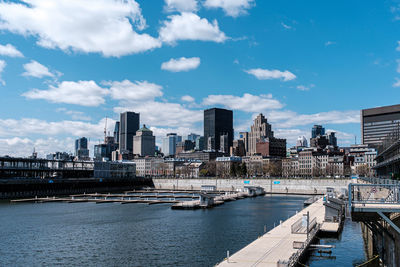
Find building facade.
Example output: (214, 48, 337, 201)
(119, 111, 140, 153)
(361, 104, 400, 151)
(75, 137, 89, 160)
(162, 133, 182, 156)
(204, 108, 233, 152)
(133, 125, 155, 157)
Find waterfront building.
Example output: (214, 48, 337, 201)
(204, 108, 233, 152)
(94, 161, 136, 179)
(374, 139, 400, 178)
(176, 151, 224, 162)
(133, 125, 155, 157)
(215, 156, 242, 177)
(133, 157, 163, 177)
(311, 125, 325, 138)
(119, 111, 140, 153)
(75, 137, 89, 160)
(349, 144, 377, 176)
(162, 133, 182, 156)
(361, 104, 400, 151)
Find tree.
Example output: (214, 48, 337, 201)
(356, 164, 370, 177)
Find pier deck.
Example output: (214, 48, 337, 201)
(217, 198, 325, 267)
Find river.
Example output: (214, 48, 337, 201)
(0, 195, 366, 266)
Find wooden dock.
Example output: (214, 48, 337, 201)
(217, 198, 327, 267)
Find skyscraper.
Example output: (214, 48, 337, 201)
(133, 125, 155, 156)
(311, 125, 325, 138)
(204, 108, 233, 152)
(248, 113, 274, 155)
(114, 121, 120, 145)
(119, 111, 140, 152)
(75, 137, 89, 159)
(162, 133, 182, 156)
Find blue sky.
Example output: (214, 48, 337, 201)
(0, 0, 399, 156)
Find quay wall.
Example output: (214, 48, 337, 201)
(152, 178, 351, 194)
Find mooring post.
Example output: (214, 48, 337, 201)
(264, 225, 266, 233)
(227, 250, 229, 263)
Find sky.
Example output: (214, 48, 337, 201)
(0, 0, 399, 157)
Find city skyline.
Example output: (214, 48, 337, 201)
(0, 0, 399, 157)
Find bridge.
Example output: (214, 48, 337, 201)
(348, 178, 400, 266)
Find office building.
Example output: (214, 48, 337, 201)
(361, 104, 400, 151)
(75, 137, 89, 160)
(114, 121, 120, 145)
(327, 132, 338, 148)
(133, 125, 156, 157)
(296, 136, 308, 148)
(248, 114, 274, 155)
(162, 133, 182, 156)
(187, 133, 200, 142)
(119, 111, 140, 153)
(204, 108, 233, 152)
(195, 136, 204, 151)
(94, 137, 118, 161)
(239, 132, 249, 154)
(311, 125, 325, 138)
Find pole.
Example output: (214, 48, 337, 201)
(307, 211, 310, 240)
(227, 250, 230, 263)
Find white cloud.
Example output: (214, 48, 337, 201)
(0, 117, 111, 138)
(181, 95, 195, 102)
(266, 110, 360, 128)
(115, 101, 202, 128)
(159, 12, 227, 44)
(108, 80, 163, 102)
(164, 0, 198, 12)
(0, 0, 161, 57)
(245, 68, 296, 81)
(0, 60, 5, 85)
(202, 93, 284, 112)
(56, 108, 91, 121)
(22, 60, 54, 78)
(296, 84, 314, 91)
(325, 41, 336, 46)
(281, 22, 292, 30)
(0, 43, 23, 57)
(393, 78, 400, 87)
(22, 80, 108, 106)
(203, 0, 255, 17)
(161, 57, 200, 72)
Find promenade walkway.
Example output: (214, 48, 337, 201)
(217, 198, 325, 267)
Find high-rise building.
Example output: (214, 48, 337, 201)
(361, 104, 400, 151)
(296, 136, 308, 148)
(119, 111, 140, 152)
(327, 132, 338, 147)
(187, 133, 200, 142)
(133, 125, 155, 156)
(114, 121, 120, 145)
(162, 133, 182, 156)
(75, 137, 89, 159)
(204, 108, 233, 152)
(195, 136, 204, 151)
(311, 125, 325, 138)
(248, 114, 273, 155)
(239, 132, 249, 154)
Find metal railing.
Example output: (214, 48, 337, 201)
(348, 183, 400, 209)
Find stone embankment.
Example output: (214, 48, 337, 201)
(153, 178, 351, 195)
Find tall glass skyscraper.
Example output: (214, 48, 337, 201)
(119, 111, 140, 152)
(204, 108, 233, 152)
(311, 125, 325, 138)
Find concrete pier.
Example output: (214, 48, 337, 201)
(217, 198, 329, 267)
